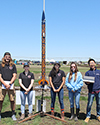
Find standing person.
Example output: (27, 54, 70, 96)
(19, 63, 34, 120)
(49, 61, 66, 120)
(66, 62, 83, 121)
(84, 59, 100, 123)
(0, 52, 17, 121)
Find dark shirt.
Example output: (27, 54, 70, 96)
(49, 69, 66, 88)
(0, 64, 17, 81)
(85, 68, 100, 93)
(19, 71, 35, 91)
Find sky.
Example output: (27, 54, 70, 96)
(0, 0, 100, 61)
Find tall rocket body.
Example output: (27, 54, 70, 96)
(38, 0, 49, 85)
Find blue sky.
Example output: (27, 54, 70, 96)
(0, 0, 100, 61)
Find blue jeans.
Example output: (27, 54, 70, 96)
(86, 92, 100, 118)
(20, 91, 33, 114)
(51, 87, 64, 111)
(68, 91, 80, 109)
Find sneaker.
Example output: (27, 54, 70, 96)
(20, 114, 25, 120)
(12, 114, 17, 121)
(97, 116, 100, 122)
(84, 117, 90, 123)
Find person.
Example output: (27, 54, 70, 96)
(0, 52, 17, 121)
(19, 63, 35, 120)
(84, 59, 100, 123)
(49, 61, 66, 120)
(66, 62, 83, 121)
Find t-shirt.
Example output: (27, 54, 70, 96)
(0, 64, 17, 81)
(19, 71, 35, 91)
(49, 69, 66, 88)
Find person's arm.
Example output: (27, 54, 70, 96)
(0, 74, 10, 89)
(19, 79, 27, 91)
(49, 77, 56, 92)
(56, 77, 65, 92)
(10, 73, 17, 84)
(26, 79, 34, 92)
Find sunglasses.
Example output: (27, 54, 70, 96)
(71, 66, 76, 68)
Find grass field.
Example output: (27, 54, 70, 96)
(0, 65, 100, 125)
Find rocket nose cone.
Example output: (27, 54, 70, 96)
(42, 11, 45, 21)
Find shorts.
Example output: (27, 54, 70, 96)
(0, 85, 15, 101)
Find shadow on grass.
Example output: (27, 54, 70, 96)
(65, 112, 96, 120)
(16, 108, 34, 118)
(79, 112, 96, 120)
(1, 111, 15, 118)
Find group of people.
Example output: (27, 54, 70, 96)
(49, 59, 100, 123)
(0, 52, 100, 123)
(0, 52, 35, 121)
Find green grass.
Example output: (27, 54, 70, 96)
(32, 71, 41, 74)
(14, 79, 19, 86)
(0, 65, 99, 125)
(0, 95, 98, 125)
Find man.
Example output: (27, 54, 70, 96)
(0, 52, 17, 121)
(84, 59, 100, 123)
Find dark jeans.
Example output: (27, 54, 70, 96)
(86, 92, 100, 118)
(51, 87, 64, 111)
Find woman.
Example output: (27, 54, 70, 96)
(49, 61, 66, 120)
(66, 62, 83, 121)
(19, 63, 35, 120)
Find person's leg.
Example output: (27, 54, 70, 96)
(75, 91, 80, 109)
(0, 101, 3, 112)
(20, 91, 26, 119)
(68, 91, 74, 120)
(74, 91, 80, 121)
(8, 89, 17, 120)
(58, 88, 64, 120)
(10, 101, 15, 113)
(85, 93, 94, 123)
(58, 88, 64, 111)
(8, 89, 15, 111)
(0, 88, 6, 121)
(51, 87, 56, 115)
(96, 92, 100, 121)
(27, 91, 33, 116)
(0, 88, 6, 110)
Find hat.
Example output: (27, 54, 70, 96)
(23, 63, 29, 67)
(4, 52, 11, 57)
(54, 61, 61, 67)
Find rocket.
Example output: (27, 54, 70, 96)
(38, 0, 49, 86)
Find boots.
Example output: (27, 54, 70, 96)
(69, 108, 74, 120)
(51, 110, 54, 116)
(51, 107, 54, 116)
(74, 108, 80, 121)
(61, 112, 64, 120)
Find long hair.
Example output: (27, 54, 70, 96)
(50, 66, 57, 77)
(68, 62, 78, 82)
(1, 57, 15, 67)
